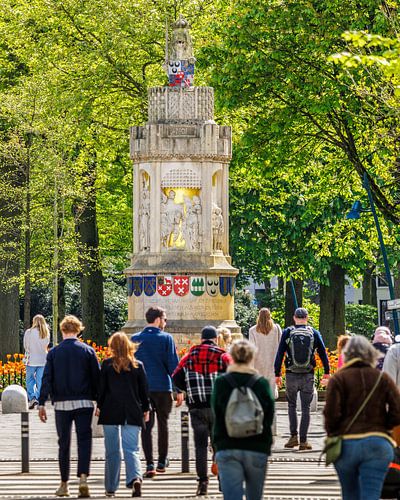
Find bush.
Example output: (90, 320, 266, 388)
(234, 290, 259, 337)
(345, 304, 378, 338)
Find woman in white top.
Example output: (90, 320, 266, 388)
(249, 308, 282, 399)
(23, 315, 50, 408)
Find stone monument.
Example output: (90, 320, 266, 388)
(124, 16, 240, 341)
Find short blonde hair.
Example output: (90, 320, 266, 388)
(60, 315, 84, 335)
(230, 339, 256, 365)
(343, 335, 378, 367)
(217, 327, 232, 349)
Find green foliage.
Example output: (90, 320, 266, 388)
(234, 290, 259, 336)
(345, 304, 378, 338)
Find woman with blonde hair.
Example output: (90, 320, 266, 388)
(217, 327, 232, 351)
(249, 308, 282, 398)
(23, 314, 50, 409)
(97, 332, 150, 498)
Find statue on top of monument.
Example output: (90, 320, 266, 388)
(165, 15, 196, 88)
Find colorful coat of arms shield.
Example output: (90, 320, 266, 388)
(143, 275, 157, 296)
(173, 276, 190, 297)
(219, 277, 234, 297)
(132, 276, 143, 297)
(157, 276, 172, 297)
(206, 276, 219, 297)
(190, 276, 205, 296)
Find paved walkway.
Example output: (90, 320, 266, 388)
(0, 402, 341, 499)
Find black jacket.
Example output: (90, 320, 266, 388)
(39, 338, 100, 405)
(97, 358, 150, 426)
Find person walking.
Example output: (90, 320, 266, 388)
(324, 335, 400, 500)
(211, 340, 274, 500)
(38, 315, 100, 498)
(97, 332, 150, 498)
(172, 325, 231, 496)
(249, 308, 282, 399)
(217, 327, 232, 351)
(274, 307, 330, 450)
(131, 306, 183, 478)
(372, 326, 392, 370)
(23, 314, 50, 409)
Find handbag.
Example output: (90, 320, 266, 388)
(322, 371, 383, 466)
(381, 446, 400, 498)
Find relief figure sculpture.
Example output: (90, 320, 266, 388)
(183, 195, 202, 251)
(161, 189, 184, 248)
(139, 179, 150, 251)
(212, 204, 224, 252)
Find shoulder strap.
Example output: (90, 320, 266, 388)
(224, 373, 261, 389)
(344, 371, 383, 434)
(224, 372, 238, 389)
(245, 374, 262, 389)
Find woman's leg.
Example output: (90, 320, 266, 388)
(25, 366, 35, 401)
(216, 449, 245, 500)
(358, 437, 394, 500)
(121, 425, 142, 487)
(103, 425, 121, 494)
(34, 366, 45, 400)
(334, 440, 361, 500)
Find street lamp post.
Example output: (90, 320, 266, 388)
(346, 172, 400, 338)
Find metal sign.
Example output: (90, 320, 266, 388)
(387, 299, 400, 310)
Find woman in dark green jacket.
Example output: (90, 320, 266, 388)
(211, 339, 274, 500)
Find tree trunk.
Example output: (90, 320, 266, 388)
(319, 265, 346, 349)
(278, 277, 284, 295)
(75, 177, 105, 345)
(0, 284, 20, 359)
(285, 278, 303, 328)
(57, 276, 66, 343)
(263, 278, 272, 303)
(362, 266, 376, 306)
(395, 262, 400, 299)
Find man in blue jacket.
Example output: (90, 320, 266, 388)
(38, 315, 100, 498)
(132, 306, 183, 478)
(274, 308, 330, 451)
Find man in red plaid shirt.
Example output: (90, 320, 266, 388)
(172, 326, 231, 496)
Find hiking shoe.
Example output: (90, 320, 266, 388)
(105, 493, 115, 498)
(55, 482, 69, 497)
(132, 479, 142, 497)
(196, 481, 208, 496)
(156, 458, 169, 473)
(299, 441, 312, 451)
(78, 474, 90, 498)
(284, 435, 299, 448)
(144, 465, 156, 478)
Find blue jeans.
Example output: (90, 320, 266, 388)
(334, 437, 394, 500)
(216, 449, 268, 500)
(103, 424, 142, 493)
(26, 365, 45, 401)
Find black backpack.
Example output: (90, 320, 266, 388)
(286, 326, 315, 373)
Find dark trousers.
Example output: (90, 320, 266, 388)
(55, 408, 93, 482)
(190, 407, 213, 482)
(285, 372, 314, 443)
(141, 392, 173, 466)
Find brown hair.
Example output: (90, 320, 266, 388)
(109, 332, 138, 373)
(230, 339, 256, 365)
(60, 315, 84, 335)
(32, 314, 50, 339)
(337, 334, 351, 355)
(145, 306, 166, 324)
(256, 308, 274, 335)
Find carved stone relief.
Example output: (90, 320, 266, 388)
(139, 175, 150, 251)
(212, 203, 224, 252)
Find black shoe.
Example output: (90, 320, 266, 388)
(196, 481, 208, 496)
(29, 399, 38, 410)
(132, 479, 141, 497)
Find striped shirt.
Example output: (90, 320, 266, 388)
(54, 400, 94, 411)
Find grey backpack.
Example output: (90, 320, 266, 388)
(224, 373, 264, 438)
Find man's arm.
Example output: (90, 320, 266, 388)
(314, 330, 330, 375)
(166, 336, 179, 375)
(274, 330, 289, 377)
(89, 349, 101, 401)
(38, 351, 52, 406)
(171, 354, 189, 392)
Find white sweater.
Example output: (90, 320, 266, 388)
(248, 323, 282, 395)
(23, 327, 49, 366)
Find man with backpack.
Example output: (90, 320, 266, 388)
(172, 326, 231, 496)
(274, 307, 330, 451)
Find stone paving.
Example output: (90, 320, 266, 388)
(0, 402, 326, 461)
